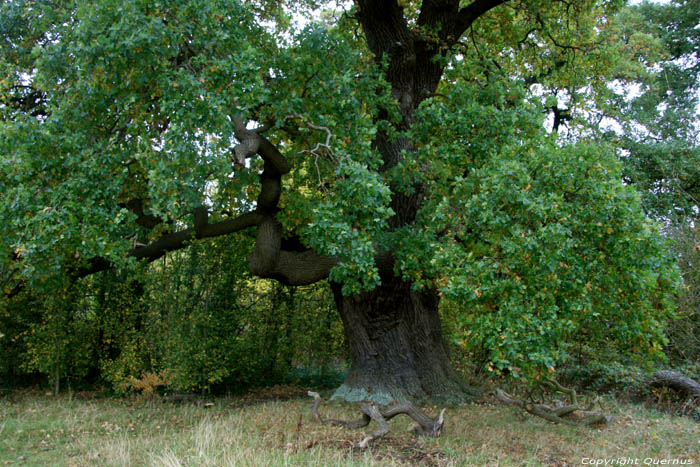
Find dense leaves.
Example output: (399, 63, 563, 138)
(608, 0, 699, 222)
(0, 0, 687, 392)
(399, 72, 677, 378)
(1, 235, 344, 394)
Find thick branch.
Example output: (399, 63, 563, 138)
(248, 218, 282, 275)
(249, 246, 338, 286)
(357, 405, 391, 449)
(257, 161, 283, 214)
(274, 250, 338, 285)
(45, 118, 322, 289)
(232, 117, 260, 164)
(258, 136, 291, 175)
(355, 0, 412, 59)
(308, 391, 372, 429)
(381, 403, 446, 437)
(417, 0, 508, 47)
(132, 211, 263, 261)
(651, 371, 700, 397)
(76, 211, 263, 277)
(551, 106, 572, 134)
(455, 0, 509, 35)
(232, 117, 290, 175)
(89, 119, 295, 280)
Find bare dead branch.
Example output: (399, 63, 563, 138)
(357, 405, 391, 449)
(307, 391, 445, 448)
(281, 114, 340, 189)
(493, 383, 611, 427)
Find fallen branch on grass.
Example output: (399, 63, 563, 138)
(307, 391, 445, 448)
(651, 371, 700, 397)
(492, 380, 612, 427)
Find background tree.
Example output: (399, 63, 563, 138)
(608, 0, 700, 369)
(1, 232, 344, 395)
(604, 0, 699, 223)
(1, 0, 678, 402)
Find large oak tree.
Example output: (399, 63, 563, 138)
(1, 0, 677, 402)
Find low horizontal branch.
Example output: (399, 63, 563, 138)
(77, 211, 264, 277)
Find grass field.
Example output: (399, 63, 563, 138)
(1, 387, 698, 466)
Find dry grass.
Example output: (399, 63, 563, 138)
(0, 390, 697, 466)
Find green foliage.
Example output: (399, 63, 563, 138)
(143, 236, 344, 393)
(608, 0, 700, 222)
(16, 282, 95, 394)
(146, 236, 256, 392)
(92, 272, 151, 393)
(605, 0, 700, 379)
(0, 0, 395, 294)
(1, 234, 345, 394)
(1, 0, 265, 282)
(406, 73, 678, 379)
(304, 160, 394, 295)
(0, 0, 686, 392)
(664, 225, 700, 365)
(560, 358, 649, 396)
(0, 291, 42, 388)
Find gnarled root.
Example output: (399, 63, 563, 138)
(307, 391, 446, 448)
(492, 380, 612, 427)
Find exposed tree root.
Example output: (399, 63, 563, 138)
(307, 391, 446, 448)
(492, 380, 612, 427)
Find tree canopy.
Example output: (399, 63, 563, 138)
(614, 0, 700, 222)
(0, 0, 684, 399)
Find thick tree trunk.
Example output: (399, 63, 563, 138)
(321, 0, 508, 404)
(330, 278, 478, 404)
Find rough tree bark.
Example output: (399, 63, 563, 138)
(651, 371, 700, 397)
(331, 278, 478, 403)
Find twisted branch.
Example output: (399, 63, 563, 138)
(307, 391, 446, 448)
(493, 382, 611, 427)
